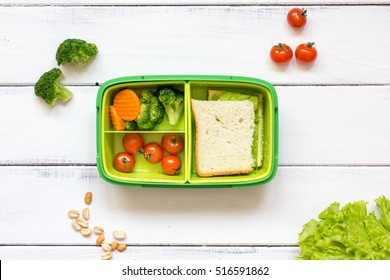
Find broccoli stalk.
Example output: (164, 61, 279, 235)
(158, 88, 184, 126)
(34, 68, 73, 105)
(56, 39, 98, 68)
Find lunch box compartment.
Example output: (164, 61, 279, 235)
(101, 132, 187, 185)
(102, 81, 186, 132)
(187, 81, 276, 185)
(96, 75, 278, 188)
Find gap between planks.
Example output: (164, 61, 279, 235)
(0, 3, 389, 8)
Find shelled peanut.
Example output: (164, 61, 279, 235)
(68, 191, 128, 260)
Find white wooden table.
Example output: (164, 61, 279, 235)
(0, 0, 389, 260)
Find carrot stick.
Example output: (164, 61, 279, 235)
(113, 89, 140, 121)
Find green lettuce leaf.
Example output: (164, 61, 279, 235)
(217, 92, 258, 112)
(297, 196, 390, 260)
(375, 195, 390, 231)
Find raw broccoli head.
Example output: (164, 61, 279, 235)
(135, 90, 165, 130)
(56, 39, 98, 68)
(158, 88, 184, 126)
(34, 68, 73, 105)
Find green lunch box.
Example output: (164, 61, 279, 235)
(96, 75, 278, 188)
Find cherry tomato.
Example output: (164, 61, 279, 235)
(161, 155, 181, 175)
(295, 42, 317, 63)
(143, 142, 164, 164)
(270, 43, 293, 64)
(113, 152, 135, 173)
(161, 133, 184, 155)
(122, 133, 144, 155)
(287, 8, 307, 28)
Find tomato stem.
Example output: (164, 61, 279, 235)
(306, 42, 315, 48)
(277, 43, 290, 53)
(301, 8, 307, 17)
(122, 157, 128, 168)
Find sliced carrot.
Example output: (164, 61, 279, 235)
(109, 105, 125, 131)
(113, 89, 140, 121)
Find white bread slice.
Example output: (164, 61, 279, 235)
(207, 90, 263, 167)
(191, 99, 255, 177)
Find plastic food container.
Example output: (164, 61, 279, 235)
(96, 75, 278, 188)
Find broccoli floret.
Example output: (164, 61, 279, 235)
(158, 88, 184, 126)
(56, 39, 98, 68)
(124, 120, 138, 130)
(34, 68, 73, 105)
(150, 94, 165, 126)
(136, 102, 153, 130)
(140, 89, 156, 103)
(135, 90, 165, 130)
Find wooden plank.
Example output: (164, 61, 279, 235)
(278, 85, 390, 165)
(0, 166, 388, 245)
(0, 86, 96, 165)
(0, 245, 298, 260)
(0, 6, 389, 85)
(1, 1, 389, 6)
(0, 86, 389, 165)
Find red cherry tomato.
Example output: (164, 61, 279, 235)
(122, 133, 144, 155)
(270, 43, 293, 64)
(161, 133, 184, 155)
(113, 152, 135, 173)
(161, 155, 181, 175)
(143, 142, 164, 164)
(287, 8, 307, 28)
(295, 42, 317, 63)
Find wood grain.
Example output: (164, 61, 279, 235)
(0, 245, 299, 260)
(0, 6, 389, 85)
(1, 1, 389, 5)
(0, 166, 388, 245)
(0, 0, 389, 261)
(0, 86, 389, 165)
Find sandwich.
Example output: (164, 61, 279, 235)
(191, 99, 255, 177)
